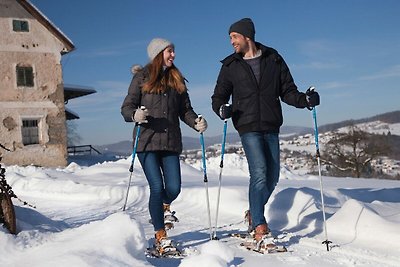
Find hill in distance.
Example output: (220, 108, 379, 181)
(95, 110, 400, 156)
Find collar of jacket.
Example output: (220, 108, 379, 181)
(220, 42, 278, 66)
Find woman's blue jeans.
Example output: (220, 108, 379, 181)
(240, 132, 280, 229)
(137, 151, 181, 231)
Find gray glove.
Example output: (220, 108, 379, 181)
(194, 117, 207, 133)
(133, 107, 149, 123)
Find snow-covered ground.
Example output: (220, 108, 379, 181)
(1, 154, 400, 267)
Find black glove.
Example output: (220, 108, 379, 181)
(219, 104, 232, 120)
(306, 87, 320, 108)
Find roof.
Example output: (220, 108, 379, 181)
(64, 85, 96, 120)
(64, 84, 96, 101)
(65, 107, 79, 120)
(16, 0, 75, 54)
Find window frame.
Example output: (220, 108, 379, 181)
(16, 65, 35, 88)
(12, 19, 29, 32)
(21, 118, 41, 146)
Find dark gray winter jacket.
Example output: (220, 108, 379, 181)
(211, 43, 309, 135)
(121, 66, 198, 153)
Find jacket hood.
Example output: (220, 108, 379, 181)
(131, 64, 143, 74)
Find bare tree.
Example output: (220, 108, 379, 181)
(322, 125, 390, 178)
(66, 121, 82, 146)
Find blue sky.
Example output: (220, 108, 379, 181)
(30, 0, 400, 145)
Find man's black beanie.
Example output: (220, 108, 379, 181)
(229, 18, 255, 41)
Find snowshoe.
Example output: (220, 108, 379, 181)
(146, 228, 181, 258)
(164, 221, 174, 230)
(146, 238, 181, 257)
(164, 211, 178, 230)
(234, 223, 287, 254)
(147, 204, 179, 230)
(240, 233, 287, 254)
(155, 238, 181, 257)
(163, 204, 178, 230)
(231, 230, 274, 240)
(240, 239, 287, 254)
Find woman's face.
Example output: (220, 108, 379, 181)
(163, 46, 175, 67)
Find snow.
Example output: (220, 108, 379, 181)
(337, 121, 400, 136)
(1, 154, 400, 267)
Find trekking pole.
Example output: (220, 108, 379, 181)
(199, 115, 213, 240)
(212, 119, 228, 240)
(309, 92, 332, 251)
(122, 106, 145, 211)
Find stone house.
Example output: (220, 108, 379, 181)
(0, 0, 91, 167)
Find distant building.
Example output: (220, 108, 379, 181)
(0, 0, 94, 167)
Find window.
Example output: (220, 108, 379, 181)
(22, 119, 39, 145)
(16, 66, 34, 87)
(13, 20, 29, 32)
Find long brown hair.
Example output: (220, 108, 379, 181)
(142, 50, 186, 94)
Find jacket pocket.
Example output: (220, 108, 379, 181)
(259, 95, 283, 127)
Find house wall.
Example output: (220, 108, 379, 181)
(0, 0, 68, 167)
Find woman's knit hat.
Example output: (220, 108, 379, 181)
(147, 38, 173, 61)
(229, 18, 255, 41)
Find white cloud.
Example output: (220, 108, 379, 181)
(359, 65, 400, 81)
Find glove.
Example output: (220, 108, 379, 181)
(133, 107, 149, 123)
(219, 104, 232, 120)
(306, 87, 320, 108)
(194, 116, 208, 133)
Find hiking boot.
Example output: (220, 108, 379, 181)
(155, 228, 167, 246)
(254, 223, 270, 242)
(163, 204, 178, 221)
(164, 204, 178, 230)
(154, 228, 180, 257)
(252, 223, 279, 252)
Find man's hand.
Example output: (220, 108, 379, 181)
(306, 87, 320, 108)
(219, 104, 232, 120)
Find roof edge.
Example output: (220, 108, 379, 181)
(16, 0, 75, 54)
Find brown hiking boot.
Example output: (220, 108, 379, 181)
(155, 228, 167, 246)
(254, 223, 270, 242)
(154, 228, 180, 257)
(163, 203, 178, 230)
(163, 204, 171, 213)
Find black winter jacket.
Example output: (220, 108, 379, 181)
(121, 66, 198, 153)
(211, 43, 308, 135)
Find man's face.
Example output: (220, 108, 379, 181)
(229, 32, 249, 54)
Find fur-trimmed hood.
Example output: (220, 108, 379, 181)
(130, 64, 143, 75)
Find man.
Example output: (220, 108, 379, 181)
(211, 18, 320, 246)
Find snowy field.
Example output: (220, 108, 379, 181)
(1, 154, 399, 267)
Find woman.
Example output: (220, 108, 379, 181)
(121, 38, 207, 256)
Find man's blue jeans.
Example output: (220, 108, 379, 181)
(137, 151, 181, 231)
(240, 132, 280, 229)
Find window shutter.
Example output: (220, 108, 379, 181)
(16, 66, 34, 87)
(25, 67, 34, 87)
